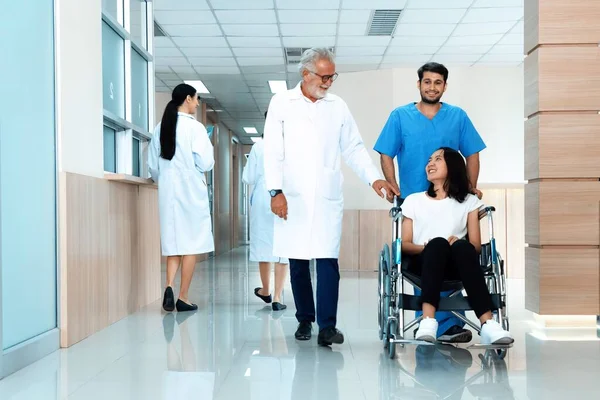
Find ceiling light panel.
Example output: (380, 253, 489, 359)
(215, 10, 277, 24)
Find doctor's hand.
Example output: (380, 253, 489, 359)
(372, 180, 400, 203)
(271, 193, 288, 220)
(470, 187, 483, 199)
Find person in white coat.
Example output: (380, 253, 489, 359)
(263, 48, 399, 346)
(242, 111, 289, 311)
(148, 83, 215, 313)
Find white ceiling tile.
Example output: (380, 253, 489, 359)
(278, 10, 338, 23)
(244, 73, 287, 81)
(189, 57, 238, 67)
(496, 33, 523, 46)
(237, 57, 285, 66)
(282, 36, 336, 47)
(162, 79, 184, 86)
(250, 86, 271, 93)
(154, 47, 184, 57)
(156, 73, 180, 81)
(276, 0, 340, 9)
(155, 65, 174, 73)
(215, 10, 277, 24)
(487, 45, 524, 55)
(336, 36, 391, 47)
(453, 21, 516, 36)
(222, 24, 279, 37)
(176, 73, 202, 80)
(156, 86, 172, 92)
(390, 36, 448, 47)
(180, 47, 233, 57)
(383, 55, 432, 64)
(173, 37, 229, 47)
(210, 0, 274, 9)
(280, 24, 337, 36)
(335, 46, 387, 56)
(400, 9, 467, 24)
(154, 0, 209, 10)
(242, 65, 286, 74)
(154, 37, 175, 48)
(394, 23, 456, 37)
(445, 34, 503, 46)
(343, 0, 407, 9)
(162, 24, 223, 37)
(338, 24, 368, 36)
(155, 11, 216, 25)
(461, 8, 523, 23)
(288, 65, 300, 73)
(169, 66, 197, 74)
(195, 66, 241, 74)
(233, 48, 283, 57)
(339, 10, 370, 24)
(154, 57, 191, 67)
(380, 61, 427, 69)
(227, 37, 282, 47)
(335, 64, 380, 72)
(473, 0, 523, 7)
(511, 20, 524, 34)
(386, 46, 440, 56)
(432, 54, 480, 63)
(335, 56, 382, 65)
(478, 53, 525, 63)
(407, 0, 472, 9)
(475, 60, 522, 66)
(437, 45, 492, 55)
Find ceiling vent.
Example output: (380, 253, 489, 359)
(367, 9, 402, 36)
(154, 21, 167, 37)
(284, 47, 335, 65)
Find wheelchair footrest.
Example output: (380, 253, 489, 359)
(391, 338, 435, 346)
(399, 294, 503, 312)
(467, 343, 513, 350)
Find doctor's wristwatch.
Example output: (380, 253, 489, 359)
(269, 189, 283, 197)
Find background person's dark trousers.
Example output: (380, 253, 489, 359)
(289, 258, 340, 330)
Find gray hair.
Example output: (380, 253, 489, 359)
(298, 47, 335, 75)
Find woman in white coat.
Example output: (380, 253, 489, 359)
(148, 83, 215, 313)
(243, 114, 289, 311)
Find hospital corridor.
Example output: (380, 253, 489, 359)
(0, 0, 599, 399)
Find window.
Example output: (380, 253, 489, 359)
(102, 0, 153, 177)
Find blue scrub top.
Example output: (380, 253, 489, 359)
(374, 102, 486, 198)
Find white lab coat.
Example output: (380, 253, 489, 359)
(264, 83, 382, 260)
(242, 140, 289, 264)
(148, 112, 215, 256)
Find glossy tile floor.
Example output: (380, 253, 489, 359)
(1, 247, 599, 399)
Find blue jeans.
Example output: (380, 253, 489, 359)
(289, 258, 339, 330)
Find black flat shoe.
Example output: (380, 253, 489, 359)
(254, 287, 272, 304)
(295, 321, 312, 341)
(176, 299, 198, 312)
(272, 302, 287, 311)
(318, 327, 344, 346)
(162, 287, 175, 312)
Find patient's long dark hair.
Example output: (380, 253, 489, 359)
(160, 83, 197, 160)
(427, 147, 470, 203)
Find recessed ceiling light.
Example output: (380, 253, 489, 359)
(268, 80, 288, 94)
(184, 80, 210, 94)
(251, 137, 262, 143)
(244, 127, 258, 134)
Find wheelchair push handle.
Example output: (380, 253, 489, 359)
(395, 196, 404, 208)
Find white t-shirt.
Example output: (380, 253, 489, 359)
(401, 192, 483, 246)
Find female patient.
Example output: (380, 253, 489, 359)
(401, 147, 513, 345)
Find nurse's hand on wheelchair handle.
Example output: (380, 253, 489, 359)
(372, 180, 399, 202)
(471, 187, 483, 199)
(271, 193, 288, 220)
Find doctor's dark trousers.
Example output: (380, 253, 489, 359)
(289, 258, 339, 330)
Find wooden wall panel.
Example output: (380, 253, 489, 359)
(525, 114, 600, 180)
(526, 181, 600, 246)
(338, 211, 359, 270)
(526, 247, 600, 315)
(359, 210, 392, 272)
(60, 173, 161, 347)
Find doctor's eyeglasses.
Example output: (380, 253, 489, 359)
(308, 70, 339, 83)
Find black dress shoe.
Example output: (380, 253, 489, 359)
(318, 327, 344, 346)
(295, 321, 312, 340)
(176, 299, 198, 312)
(162, 287, 175, 312)
(272, 302, 287, 311)
(254, 288, 272, 304)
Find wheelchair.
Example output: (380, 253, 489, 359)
(378, 197, 511, 360)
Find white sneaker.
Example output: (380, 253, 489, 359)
(415, 318, 438, 343)
(480, 319, 514, 345)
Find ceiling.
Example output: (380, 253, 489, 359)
(153, 0, 524, 144)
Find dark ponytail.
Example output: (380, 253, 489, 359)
(160, 83, 197, 160)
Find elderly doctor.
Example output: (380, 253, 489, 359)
(264, 48, 399, 346)
(148, 83, 215, 313)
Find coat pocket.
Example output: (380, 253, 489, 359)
(321, 168, 343, 200)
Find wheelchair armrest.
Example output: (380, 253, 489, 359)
(478, 205, 496, 220)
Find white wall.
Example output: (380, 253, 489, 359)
(330, 65, 525, 210)
(56, 0, 104, 178)
(154, 92, 171, 126)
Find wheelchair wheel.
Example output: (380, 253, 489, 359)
(387, 319, 397, 359)
(379, 245, 392, 346)
(378, 250, 385, 340)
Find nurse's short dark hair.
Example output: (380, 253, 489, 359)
(427, 147, 470, 203)
(418, 62, 449, 82)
